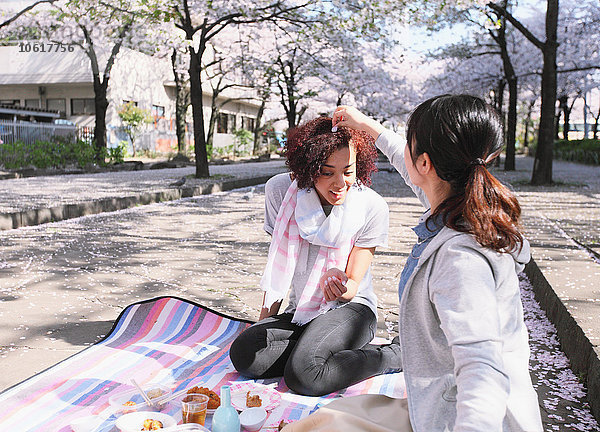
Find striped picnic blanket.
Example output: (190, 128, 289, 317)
(0, 296, 406, 431)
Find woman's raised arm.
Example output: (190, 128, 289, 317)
(332, 106, 429, 208)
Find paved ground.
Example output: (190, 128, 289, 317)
(0, 160, 287, 213)
(0, 156, 599, 431)
(493, 158, 600, 346)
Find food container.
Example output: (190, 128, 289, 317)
(109, 384, 172, 412)
(115, 411, 177, 432)
(239, 407, 268, 432)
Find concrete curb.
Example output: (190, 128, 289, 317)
(525, 259, 600, 421)
(0, 174, 273, 231)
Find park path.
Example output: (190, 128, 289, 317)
(0, 156, 599, 430)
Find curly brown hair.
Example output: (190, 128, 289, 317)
(285, 117, 378, 189)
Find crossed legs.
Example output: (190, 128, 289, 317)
(229, 303, 401, 396)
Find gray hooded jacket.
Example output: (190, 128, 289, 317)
(376, 130, 543, 432)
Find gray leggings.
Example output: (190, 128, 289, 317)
(229, 303, 401, 396)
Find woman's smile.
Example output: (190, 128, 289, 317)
(314, 146, 357, 206)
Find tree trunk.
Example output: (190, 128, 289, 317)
(172, 49, 189, 154)
(189, 45, 209, 178)
(494, 80, 505, 167)
(523, 114, 530, 149)
(593, 107, 600, 139)
(563, 100, 571, 141)
(92, 78, 109, 163)
(555, 99, 562, 140)
(523, 99, 536, 149)
(531, 0, 559, 185)
(253, 98, 266, 155)
(206, 93, 219, 158)
(175, 99, 188, 154)
(495, 7, 518, 171)
(286, 100, 297, 130)
(284, 59, 298, 130)
(505, 77, 518, 170)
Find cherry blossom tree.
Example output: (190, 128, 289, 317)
(487, 0, 559, 184)
(554, 1, 600, 140)
(144, 22, 191, 154)
(9, 0, 162, 161)
(159, 0, 314, 178)
(235, 10, 405, 133)
(421, 0, 599, 176)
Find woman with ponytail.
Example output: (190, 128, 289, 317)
(332, 95, 543, 431)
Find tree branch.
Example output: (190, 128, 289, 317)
(0, 0, 56, 29)
(487, 2, 545, 50)
(557, 65, 600, 73)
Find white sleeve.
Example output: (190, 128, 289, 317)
(375, 129, 429, 208)
(354, 192, 389, 249)
(263, 174, 289, 235)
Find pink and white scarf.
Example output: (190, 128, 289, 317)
(260, 179, 366, 325)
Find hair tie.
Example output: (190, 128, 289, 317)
(470, 158, 486, 167)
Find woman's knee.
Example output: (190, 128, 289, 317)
(283, 353, 329, 396)
(230, 329, 262, 377)
(229, 332, 253, 375)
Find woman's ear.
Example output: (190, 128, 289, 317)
(416, 152, 434, 176)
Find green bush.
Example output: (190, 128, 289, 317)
(107, 141, 128, 164)
(233, 129, 253, 157)
(0, 138, 97, 169)
(554, 139, 600, 165)
(211, 144, 234, 159)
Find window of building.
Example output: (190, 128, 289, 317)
(71, 98, 95, 115)
(242, 116, 255, 132)
(151, 105, 165, 118)
(0, 100, 20, 106)
(217, 112, 236, 134)
(25, 99, 41, 108)
(122, 100, 138, 107)
(47, 98, 66, 117)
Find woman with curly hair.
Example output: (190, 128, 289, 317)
(229, 116, 402, 396)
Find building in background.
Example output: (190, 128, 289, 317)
(0, 45, 260, 154)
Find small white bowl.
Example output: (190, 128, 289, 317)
(239, 407, 267, 431)
(69, 415, 105, 432)
(115, 411, 177, 432)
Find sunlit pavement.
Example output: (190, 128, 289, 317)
(0, 156, 598, 430)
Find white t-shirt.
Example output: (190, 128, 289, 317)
(263, 173, 389, 317)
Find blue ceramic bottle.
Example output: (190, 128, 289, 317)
(212, 385, 240, 432)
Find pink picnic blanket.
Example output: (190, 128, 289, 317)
(0, 296, 406, 431)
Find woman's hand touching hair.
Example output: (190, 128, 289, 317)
(332, 106, 386, 140)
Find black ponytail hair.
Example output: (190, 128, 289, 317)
(406, 94, 523, 252)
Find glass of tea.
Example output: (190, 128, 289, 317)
(181, 393, 209, 426)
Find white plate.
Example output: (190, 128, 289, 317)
(229, 383, 281, 411)
(115, 411, 177, 432)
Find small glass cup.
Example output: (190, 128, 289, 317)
(181, 393, 209, 426)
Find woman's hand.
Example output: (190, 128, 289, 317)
(332, 106, 386, 140)
(319, 268, 349, 302)
(259, 293, 281, 320)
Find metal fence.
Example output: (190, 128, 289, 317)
(0, 120, 79, 145)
